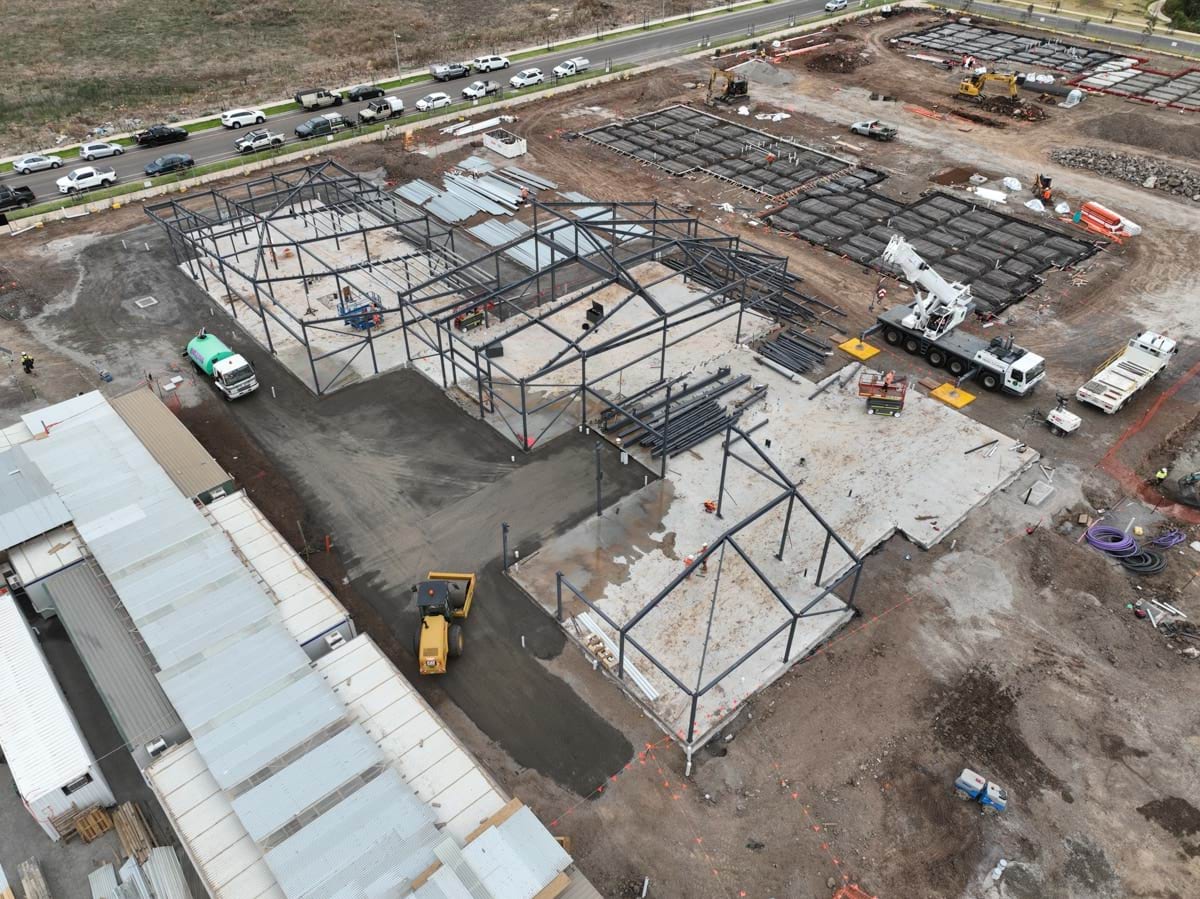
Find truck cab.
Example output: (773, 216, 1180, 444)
(954, 768, 1008, 812)
(976, 337, 1045, 395)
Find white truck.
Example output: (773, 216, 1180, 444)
(357, 96, 405, 123)
(462, 80, 500, 100)
(56, 166, 116, 194)
(874, 235, 1046, 396)
(186, 329, 259, 400)
(1076, 331, 1176, 413)
(234, 129, 285, 153)
(552, 57, 590, 78)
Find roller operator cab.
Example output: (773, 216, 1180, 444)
(413, 572, 475, 675)
(186, 330, 259, 399)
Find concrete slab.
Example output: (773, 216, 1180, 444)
(514, 348, 1038, 745)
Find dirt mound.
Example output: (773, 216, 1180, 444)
(806, 46, 872, 73)
(1080, 112, 1200, 157)
(978, 96, 1049, 121)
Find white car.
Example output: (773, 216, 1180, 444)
(80, 141, 124, 161)
(13, 153, 63, 175)
(509, 68, 543, 88)
(416, 92, 453, 111)
(472, 54, 510, 72)
(825, 0, 847, 10)
(220, 108, 266, 128)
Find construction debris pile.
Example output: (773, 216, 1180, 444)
(1049, 147, 1200, 200)
(978, 96, 1048, 121)
(805, 46, 872, 73)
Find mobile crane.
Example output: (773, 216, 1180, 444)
(957, 71, 1020, 102)
(870, 235, 1046, 396)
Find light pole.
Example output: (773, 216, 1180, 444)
(393, 33, 403, 80)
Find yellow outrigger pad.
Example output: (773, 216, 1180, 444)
(931, 383, 975, 408)
(838, 338, 880, 361)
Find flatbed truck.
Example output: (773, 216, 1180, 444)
(1076, 331, 1176, 413)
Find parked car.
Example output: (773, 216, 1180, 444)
(357, 96, 405, 123)
(345, 84, 385, 102)
(825, 0, 847, 10)
(415, 92, 453, 111)
(135, 124, 188, 146)
(294, 88, 343, 110)
(234, 129, 286, 153)
(552, 57, 590, 78)
(0, 185, 35, 211)
(430, 62, 471, 82)
(12, 153, 63, 175)
(509, 68, 544, 88)
(294, 112, 349, 138)
(56, 166, 116, 194)
(471, 55, 510, 72)
(849, 120, 898, 141)
(462, 80, 501, 100)
(80, 141, 124, 161)
(144, 153, 195, 176)
(220, 108, 266, 128)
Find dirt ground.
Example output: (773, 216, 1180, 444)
(3, 12, 1200, 899)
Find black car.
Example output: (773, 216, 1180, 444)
(144, 153, 195, 176)
(345, 84, 385, 102)
(135, 124, 189, 146)
(0, 185, 35, 212)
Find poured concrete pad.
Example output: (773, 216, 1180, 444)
(515, 353, 1037, 744)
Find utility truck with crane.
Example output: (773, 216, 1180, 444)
(871, 235, 1046, 396)
(185, 329, 259, 399)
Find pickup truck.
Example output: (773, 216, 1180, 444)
(136, 124, 188, 146)
(849, 120, 897, 141)
(295, 88, 343, 110)
(358, 96, 405, 123)
(1076, 331, 1176, 413)
(295, 113, 349, 139)
(462, 80, 500, 100)
(56, 166, 116, 194)
(0, 185, 35, 212)
(430, 62, 471, 82)
(235, 129, 286, 153)
(552, 57, 590, 78)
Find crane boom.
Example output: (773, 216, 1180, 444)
(881, 235, 974, 341)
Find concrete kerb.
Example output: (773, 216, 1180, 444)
(5, 13, 881, 235)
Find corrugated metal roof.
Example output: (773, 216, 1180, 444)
(7, 523, 84, 586)
(0, 591, 108, 801)
(206, 491, 349, 648)
(44, 562, 184, 752)
(146, 741, 286, 899)
(315, 636, 506, 840)
(110, 387, 232, 500)
(144, 846, 196, 899)
(0, 445, 71, 551)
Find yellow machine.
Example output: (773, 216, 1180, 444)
(957, 72, 1019, 102)
(412, 572, 476, 675)
(706, 68, 749, 106)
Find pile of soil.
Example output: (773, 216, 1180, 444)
(1080, 111, 1200, 158)
(806, 47, 872, 73)
(979, 96, 1049, 121)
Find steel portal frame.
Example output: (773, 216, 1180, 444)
(550, 423, 862, 767)
(147, 162, 843, 443)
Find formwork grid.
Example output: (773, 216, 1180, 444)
(551, 423, 862, 770)
(147, 162, 846, 444)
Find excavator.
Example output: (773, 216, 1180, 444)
(957, 71, 1020, 102)
(706, 68, 749, 106)
(412, 572, 476, 674)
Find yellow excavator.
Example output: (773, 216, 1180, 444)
(957, 71, 1020, 102)
(706, 68, 749, 106)
(412, 572, 476, 674)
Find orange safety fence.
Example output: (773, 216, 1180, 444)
(833, 886, 879, 899)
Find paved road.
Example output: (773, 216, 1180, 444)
(4, 0, 1198, 204)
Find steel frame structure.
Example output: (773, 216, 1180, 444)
(550, 423, 862, 768)
(147, 162, 842, 437)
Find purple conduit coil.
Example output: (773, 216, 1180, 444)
(1085, 525, 1140, 557)
(1151, 529, 1186, 548)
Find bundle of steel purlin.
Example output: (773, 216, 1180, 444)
(601, 368, 765, 457)
(757, 328, 830, 375)
(1085, 525, 1167, 575)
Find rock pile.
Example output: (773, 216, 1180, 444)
(1050, 147, 1200, 200)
